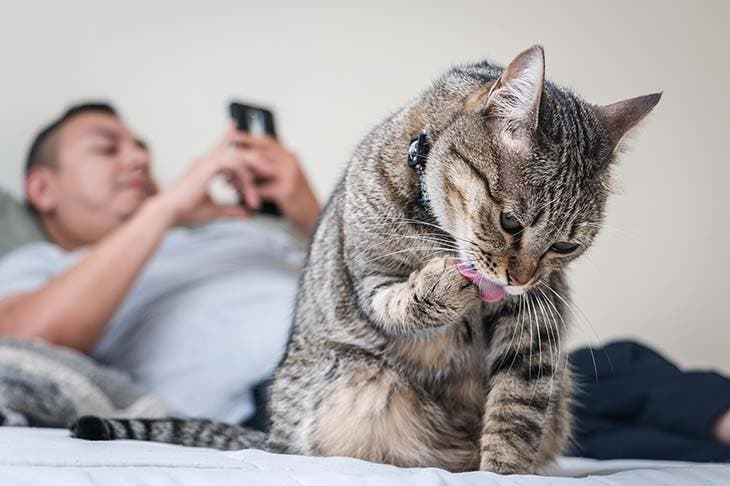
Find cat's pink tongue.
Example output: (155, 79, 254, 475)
(477, 279, 507, 303)
(457, 262, 506, 303)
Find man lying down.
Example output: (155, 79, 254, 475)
(0, 102, 321, 424)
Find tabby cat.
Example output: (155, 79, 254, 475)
(73, 45, 660, 475)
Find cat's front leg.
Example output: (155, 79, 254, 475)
(479, 291, 572, 475)
(356, 256, 479, 336)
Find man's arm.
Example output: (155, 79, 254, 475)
(0, 127, 265, 353)
(0, 196, 177, 352)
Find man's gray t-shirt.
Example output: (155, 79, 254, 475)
(0, 218, 304, 423)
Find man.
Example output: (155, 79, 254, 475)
(0, 103, 320, 423)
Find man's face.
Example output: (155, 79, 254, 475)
(37, 112, 156, 245)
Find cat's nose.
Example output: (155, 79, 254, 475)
(506, 269, 531, 286)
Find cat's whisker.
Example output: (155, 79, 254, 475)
(578, 222, 633, 241)
(579, 222, 628, 234)
(362, 218, 476, 254)
(534, 292, 554, 371)
(346, 244, 455, 267)
(354, 247, 458, 266)
(506, 295, 527, 377)
(540, 281, 599, 344)
(528, 295, 546, 404)
(534, 291, 559, 397)
(534, 295, 544, 381)
(536, 286, 563, 359)
(535, 284, 571, 392)
(372, 231, 458, 242)
(346, 227, 461, 262)
(370, 233, 461, 251)
(366, 239, 460, 257)
(390, 217, 480, 247)
(527, 295, 554, 408)
(496, 297, 523, 372)
(525, 295, 535, 381)
(539, 282, 602, 385)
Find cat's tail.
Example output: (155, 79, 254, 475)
(70, 416, 268, 451)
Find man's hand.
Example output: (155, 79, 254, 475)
(160, 125, 320, 235)
(159, 124, 279, 227)
(233, 131, 321, 235)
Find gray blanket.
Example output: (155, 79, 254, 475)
(0, 338, 169, 427)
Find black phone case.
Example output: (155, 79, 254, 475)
(229, 101, 281, 217)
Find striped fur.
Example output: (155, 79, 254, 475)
(72, 46, 659, 474)
(72, 416, 267, 450)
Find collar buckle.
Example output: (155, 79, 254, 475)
(407, 132, 430, 168)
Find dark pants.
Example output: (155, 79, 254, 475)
(569, 340, 730, 462)
(241, 379, 272, 433)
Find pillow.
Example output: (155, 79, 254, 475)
(0, 338, 170, 427)
(0, 187, 45, 258)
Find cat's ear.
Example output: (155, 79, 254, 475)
(594, 93, 662, 154)
(483, 45, 545, 138)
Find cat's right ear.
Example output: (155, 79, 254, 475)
(470, 45, 546, 151)
(594, 93, 662, 156)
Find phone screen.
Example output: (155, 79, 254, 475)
(246, 109, 267, 136)
(229, 102, 277, 138)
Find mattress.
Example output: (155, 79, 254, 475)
(0, 427, 728, 485)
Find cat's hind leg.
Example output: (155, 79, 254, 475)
(314, 363, 478, 472)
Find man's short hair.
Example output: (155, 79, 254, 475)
(24, 102, 117, 214)
(24, 102, 118, 175)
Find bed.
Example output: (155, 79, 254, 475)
(0, 427, 727, 485)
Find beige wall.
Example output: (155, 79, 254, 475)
(0, 1, 728, 372)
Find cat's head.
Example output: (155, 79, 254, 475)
(425, 45, 660, 302)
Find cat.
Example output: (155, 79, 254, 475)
(72, 45, 660, 475)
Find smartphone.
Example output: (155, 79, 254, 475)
(228, 101, 281, 216)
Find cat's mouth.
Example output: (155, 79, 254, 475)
(456, 260, 507, 303)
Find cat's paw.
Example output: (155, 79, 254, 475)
(71, 415, 113, 440)
(411, 257, 479, 319)
(479, 454, 532, 475)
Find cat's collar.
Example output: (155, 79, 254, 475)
(407, 132, 430, 209)
(407, 132, 430, 169)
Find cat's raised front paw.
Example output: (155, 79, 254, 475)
(411, 257, 479, 320)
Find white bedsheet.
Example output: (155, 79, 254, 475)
(0, 427, 727, 485)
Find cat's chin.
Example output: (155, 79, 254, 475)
(456, 261, 507, 303)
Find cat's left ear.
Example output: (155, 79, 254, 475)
(593, 93, 662, 155)
(478, 45, 545, 148)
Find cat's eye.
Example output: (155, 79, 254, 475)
(500, 212, 523, 234)
(550, 242, 579, 255)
